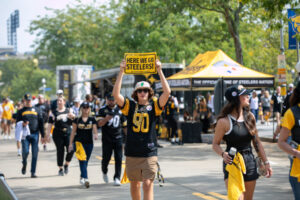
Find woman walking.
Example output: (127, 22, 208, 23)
(212, 85, 272, 200)
(47, 96, 75, 176)
(69, 102, 98, 188)
(113, 59, 170, 200)
(278, 82, 300, 199)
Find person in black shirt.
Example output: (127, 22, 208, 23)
(113, 59, 170, 200)
(16, 93, 45, 178)
(69, 102, 98, 188)
(165, 95, 179, 144)
(212, 85, 272, 200)
(47, 96, 75, 176)
(97, 93, 126, 186)
(282, 83, 294, 115)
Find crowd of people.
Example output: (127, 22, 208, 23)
(1, 59, 300, 199)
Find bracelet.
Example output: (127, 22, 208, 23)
(264, 160, 270, 165)
(221, 152, 224, 158)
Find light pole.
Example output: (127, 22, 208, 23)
(42, 78, 46, 95)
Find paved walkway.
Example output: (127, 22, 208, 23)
(0, 129, 294, 200)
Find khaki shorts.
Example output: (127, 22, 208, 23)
(126, 156, 158, 181)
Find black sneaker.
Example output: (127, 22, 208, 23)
(21, 164, 26, 175)
(31, 174, 37, 178)
(58, 169, 64, 176)
(64, 164, 69, 174)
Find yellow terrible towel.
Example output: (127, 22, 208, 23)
(226, 152, 246, 200)
(121, 167, 130, 184)
(290, 146, 300, 182)
(75, 141, 86, 161)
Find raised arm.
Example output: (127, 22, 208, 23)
(113, 60, 126, 107)
(157, 59, 171, 108)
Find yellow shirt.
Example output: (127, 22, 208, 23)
(2, 102, 14, 120)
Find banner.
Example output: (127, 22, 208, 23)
(288, 9, 300, 49)
(124, 52, 157, 74)
(277, 54, 286, 84)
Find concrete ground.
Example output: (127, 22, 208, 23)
(0, 123, 294, 200)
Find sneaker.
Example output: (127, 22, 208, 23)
(58, 169, 64, 176)
(114, 178, 121, 186)
(64, 164, 69, 174)
(80, 178, 85, 185)
(31, 173, 37, 178)
(8, 136, 11, 140)
(103, 174, 109, 183)
(4, 135, 8, 140)
(17, 149, 22, 156)
(21, 164, 26, 175)
(84, 179, 90, 188)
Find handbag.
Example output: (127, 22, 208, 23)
(253, 135, 267, 176)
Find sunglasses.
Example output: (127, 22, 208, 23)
(82, 106, 90, 109)
(137, 89, 149, 94)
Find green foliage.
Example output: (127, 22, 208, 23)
(0, 59, 56, 101)
(29, 0, 298, 85)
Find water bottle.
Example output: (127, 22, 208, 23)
(228, 147, 237, 164)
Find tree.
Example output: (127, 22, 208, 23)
(0, 59, 56, 101)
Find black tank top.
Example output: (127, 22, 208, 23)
(223, 115, 254, 152)
(291, 105, 300, 143)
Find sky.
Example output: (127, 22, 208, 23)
(0, 0, 109, 53)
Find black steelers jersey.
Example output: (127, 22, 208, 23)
(120, 97, 163, 157)
(73, 117, 96, 144)
(97, 105, 126, 142)
(48, 108, 72, 133)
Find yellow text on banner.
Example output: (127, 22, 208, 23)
(124, 52, 157, 74)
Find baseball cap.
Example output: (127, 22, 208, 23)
(56, 89, 63, 95)
(73, 97, 80, 102)
(225, 85, 252, 102)
(81, 101, 90, 108)
(24, 93, 32, 101)
(289, 83, 294, 88)
(105, 93, 114, 101)
(134, 81, 151, 91)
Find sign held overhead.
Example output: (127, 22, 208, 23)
(124, 52, 157, 74)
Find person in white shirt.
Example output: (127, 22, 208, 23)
(250, 90, 259, 122)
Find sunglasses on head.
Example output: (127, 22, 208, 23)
(137, 88, 149, 93)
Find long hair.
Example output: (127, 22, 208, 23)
(290, 88, 300, 107)
(131, 88, 154, 102)
(217, 100, 257, 136)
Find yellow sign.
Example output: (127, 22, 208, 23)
(124, 52, 157, 74)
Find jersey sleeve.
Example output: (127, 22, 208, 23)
(153, 98, 163, 116)
(120, 98, 131, 116)
(281, 109, 295, 130)
(48, 114, 54, 124)
(96, 108, 106, 121)
(92, 117, 97, 124)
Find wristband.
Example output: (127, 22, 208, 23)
(264, 160, 270, 165)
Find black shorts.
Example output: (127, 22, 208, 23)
(262, 106, 270, 113)
(223, 150, 259, 182)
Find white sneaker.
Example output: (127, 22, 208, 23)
(103, 174, 109, 183)
(84, 179, 90, 188)
(4, 135, 8, 140)
(8, 136, 11, 140)
(114, 178, 121, 186)
(17, 149, 21, 156)
(80, 178, 85, 185)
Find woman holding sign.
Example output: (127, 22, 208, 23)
(113, 58, 170, 200)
